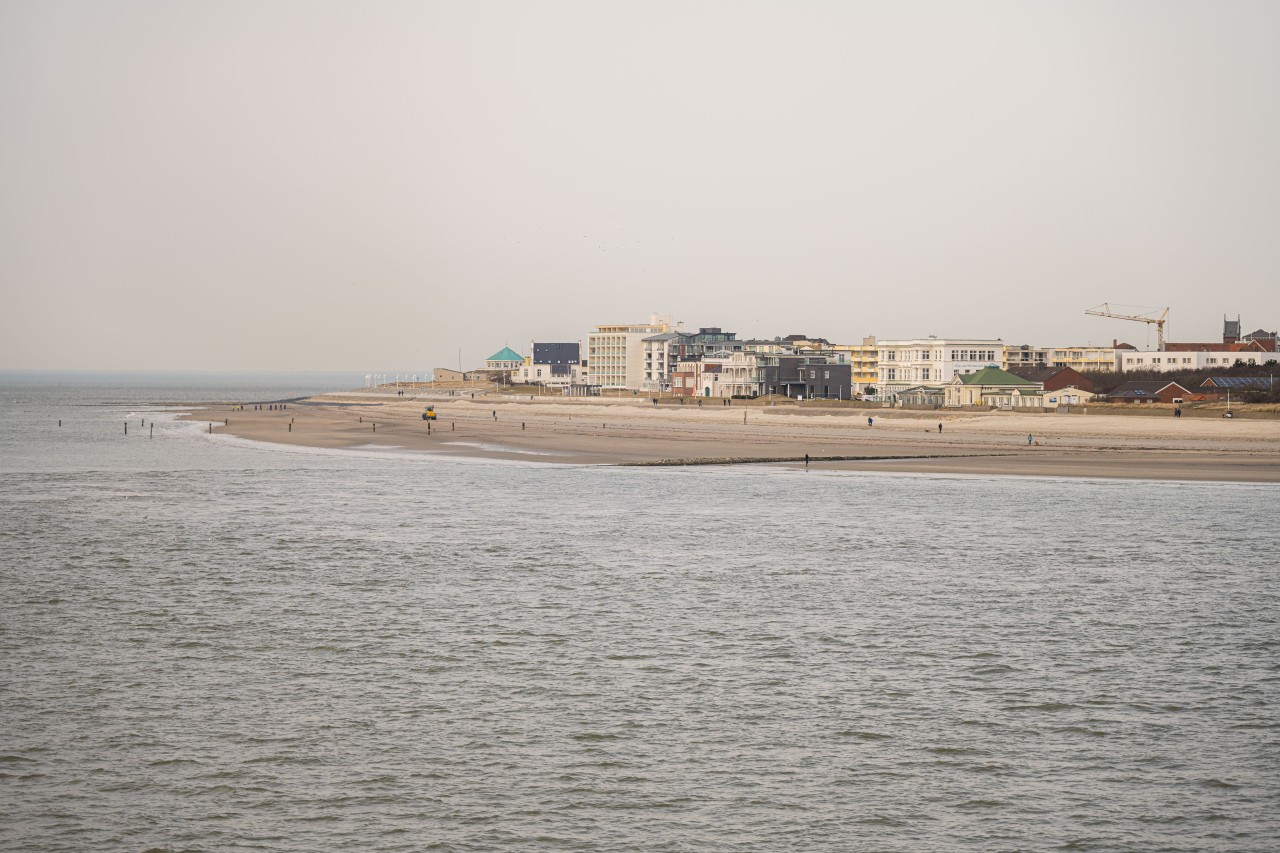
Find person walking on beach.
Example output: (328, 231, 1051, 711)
(938, 423, 943, 433)
(1027, 434, 1033, 446)
(804, 453, 809, 468)
(492, 410, 497, 420)
(867, 417, 873, 428)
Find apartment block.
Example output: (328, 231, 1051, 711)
(875, 338, 1003, 398)
(641, 326, 739, 391)
(586, 314, 672, 389)
(1002, 344, 1119, 373)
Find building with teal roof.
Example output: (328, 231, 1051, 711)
(484, 347, 524, 372)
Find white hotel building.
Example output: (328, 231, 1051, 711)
(586, 314, 672, 389)
(876, 339, 1004, 398)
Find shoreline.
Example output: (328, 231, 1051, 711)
(176, 391, 1280, 483)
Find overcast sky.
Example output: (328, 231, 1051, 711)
(2, 0, 1278, 371)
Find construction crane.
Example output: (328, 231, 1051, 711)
(1085, 303, 1170, 351)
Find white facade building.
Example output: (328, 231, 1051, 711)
(876, 339, 1003, 398)
(514, 361, 587, 387)
(587, 314, 672, 389)
(1003, 344, 1119, 373)
(702, 351, 764, 398)
(1119, 348, 1271, 372)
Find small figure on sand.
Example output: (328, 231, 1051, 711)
(938, 423, 943, 433)
(867, 417, 873, 428)
(1027, 434, 1033, 446)
(492, 410, 497, 420)
(804, 453, 810, 468)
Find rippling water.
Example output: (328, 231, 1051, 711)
(2, 374, 1278, 851)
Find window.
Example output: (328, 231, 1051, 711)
(887, 368, 896, 380)
(824, 370, 830, 379)
(922, 368, 930, 380)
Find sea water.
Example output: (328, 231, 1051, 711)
(1, 372, 1277, 852)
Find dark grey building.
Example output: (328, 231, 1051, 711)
(761, 356, 852, 399)
(532, 342, 581, 378)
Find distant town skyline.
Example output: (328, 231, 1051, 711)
(2, 1, 1278, 371)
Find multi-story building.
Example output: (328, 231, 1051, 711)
(768, 356, 852, 399)
(586, 314, 672, 389)
(701, 351, 764, 397)
(671, 359, 717, 397)
(773, 337, 871, 396)
(1119, 339, 1273, 372)
(825, 336, 878, 393)
(691, 351, 852, 399)
(1121, 316, 1278, 372)
(514, 342, 587, 387)
(1002, 344, 1119, 373)
(641, 326, 739, 391)
(875, 338, 1003, 399)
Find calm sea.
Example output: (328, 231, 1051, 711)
(1, 372, 1277, 852)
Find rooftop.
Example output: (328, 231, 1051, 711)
(486, 346, 523, 362)
(1109, 381, 1191, 397)
(957, 365, 1040, 387)
(1200, 376, 1274, 389)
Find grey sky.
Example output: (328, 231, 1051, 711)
(2, 0, 1277, 370)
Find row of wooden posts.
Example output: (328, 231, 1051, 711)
(106, 406, 751, 438)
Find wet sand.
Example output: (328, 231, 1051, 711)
(181, 392, 1280, 483)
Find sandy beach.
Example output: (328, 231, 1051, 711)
(177, 390, 1280, 483)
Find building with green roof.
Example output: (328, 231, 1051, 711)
(945, 365, 1044, 408)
